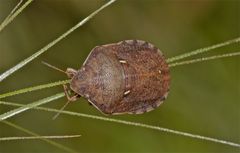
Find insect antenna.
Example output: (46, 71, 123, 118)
(42, 61, 66, 74)
(169, 51, 240, 67)
(52, 100, 71, 120)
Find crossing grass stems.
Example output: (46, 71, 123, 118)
(0, 0, 240, 151)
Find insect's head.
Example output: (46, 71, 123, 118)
(66, 68, 77, 78)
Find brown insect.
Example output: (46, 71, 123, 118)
(44, 40, 170, 115)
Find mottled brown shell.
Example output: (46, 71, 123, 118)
(70, 40, 170, 115)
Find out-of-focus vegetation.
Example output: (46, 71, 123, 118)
(0, 0, 239, 152)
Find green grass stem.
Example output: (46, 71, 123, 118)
(0, 0, 117, 82)
(0, 0, 33, 32)
(1, 100, 239, 148)
(167, 37, 240, 63)
(2, 121, 79, 153)
(0, 135, 81, 141)
(0, 80, 69, 99)
(169, 51, 240, 67)
(0, 92, 64, 121)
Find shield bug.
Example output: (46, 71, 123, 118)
(44, 40, 170, 115)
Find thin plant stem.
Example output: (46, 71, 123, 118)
(0, 135, 81, 141)
(167, 37, 240, 63)
(2, 121, 79, 153)
(0, 0, 117, 82)
(2, 0, 23, 23)
(0, 101, 239, 148)
(0, 79, 70, 99)
(169, 51, 240, 67)
(0, 0, 33, 32)
(0, 92, 65, 121)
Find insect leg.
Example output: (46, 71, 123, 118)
(63, 84, 80, 101)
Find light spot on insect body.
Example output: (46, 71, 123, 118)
(119, 60, 127, 64)
(85, 94, 90, 98)
(158, 70, 162, 74)
(124, 90, 131, 95)
(146, 106, 154, 112)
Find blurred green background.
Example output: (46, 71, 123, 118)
(0, 0, 239, 152)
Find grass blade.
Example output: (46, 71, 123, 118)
(0, 135, 81, 141)
(167, 37, 240, 63)
(0, 0, 117, 82)
(1, 0, 23, 26)
(0, 92, 65, 121)
(0, 0, 33, 32)
(2, 121, 79, 153)
(1, 100, 239, 148)
(0, 80, 69, 99)
(169, 51, 240, 67)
